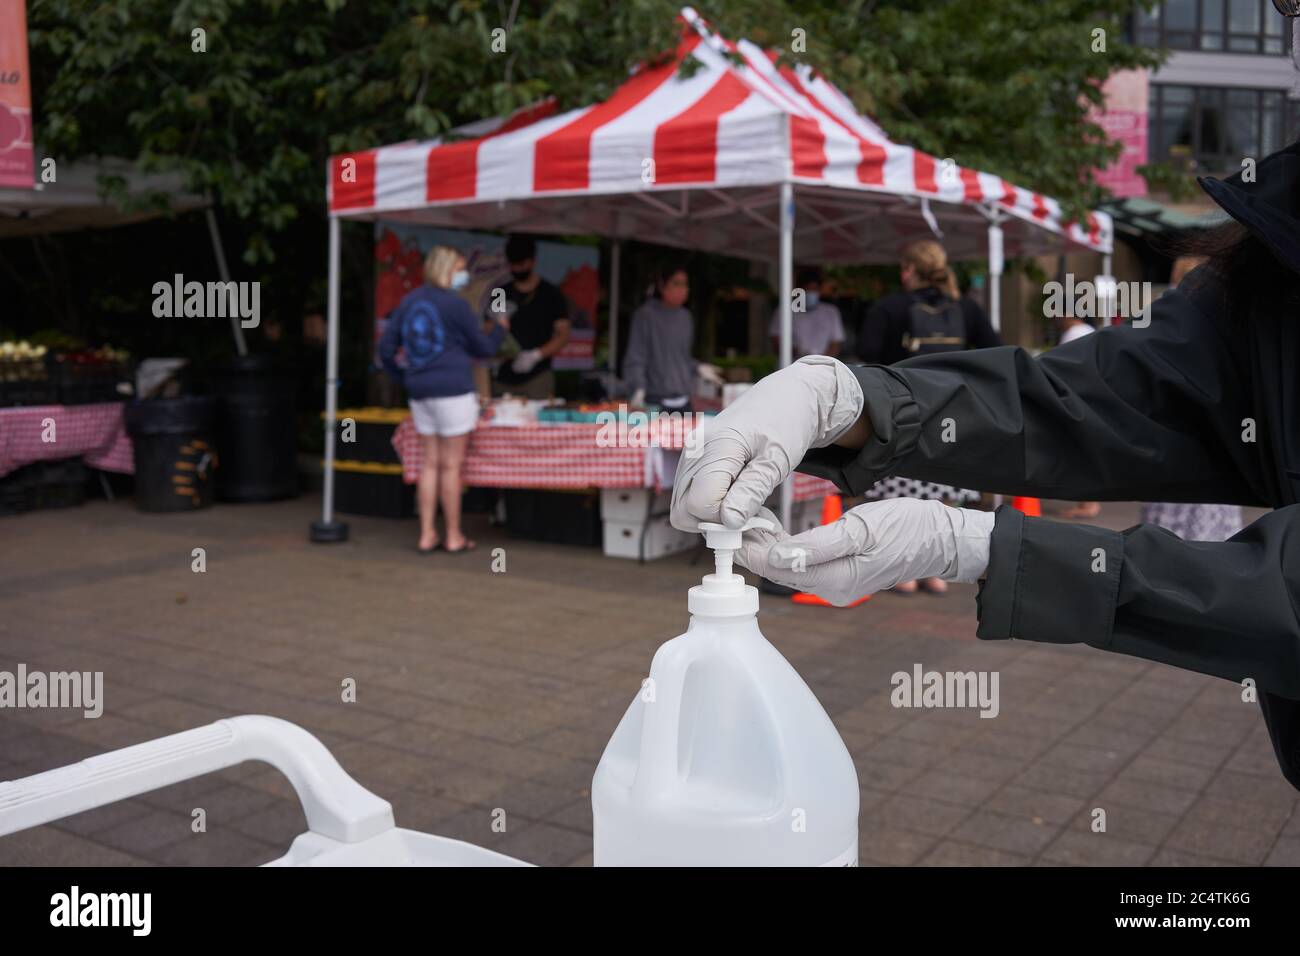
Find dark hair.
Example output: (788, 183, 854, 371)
(797, 267, 822, 288)
(653, 261, 689, 293)
(1167, 220, 1300, 326)
(504, 234, 536, 265)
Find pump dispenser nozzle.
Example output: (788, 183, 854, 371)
(691, 518, 774, 617)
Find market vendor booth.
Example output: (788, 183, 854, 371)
(316, 5, 1114, 545)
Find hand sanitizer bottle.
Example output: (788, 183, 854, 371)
(592, 518, 859, 866)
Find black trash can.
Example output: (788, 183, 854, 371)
(124, 397, 219, 512)
(210, 355, 299, 502)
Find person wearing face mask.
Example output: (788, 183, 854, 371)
(379, 245, 506, 554)
(492, 234, 572, 399)
(622, 261, 724, 411)
(768, 267, 844, 358)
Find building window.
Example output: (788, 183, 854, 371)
(1149, 84, 1292, 173)
(1134, 0, 1288, 54)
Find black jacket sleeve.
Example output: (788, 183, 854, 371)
(796, 275, 1300, 786)
(800, 281, 1270, 505)
(978, 504, 1300, 700)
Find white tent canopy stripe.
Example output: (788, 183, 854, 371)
(324, 6, 1112, 263)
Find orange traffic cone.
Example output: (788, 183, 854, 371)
(1010, 496, 1042, 517)
(791, 495, 872, 608)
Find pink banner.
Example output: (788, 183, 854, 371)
(0, 0, 34, 190)
(1093, 69, 1149, 199)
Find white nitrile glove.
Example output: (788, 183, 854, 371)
(511, 348, 543, 374)
(733, 499, 995, 607)
(630, 387, 646, 407)
(696, 362, 725, 386)
(670, 355, 864, 532)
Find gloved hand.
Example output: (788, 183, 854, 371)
(696, 363, 725, 386)
(630, 387, 646, 408)
(733, 499, 995, 606)
(670, 355, 864, 531)
(511, 348, 543, 375)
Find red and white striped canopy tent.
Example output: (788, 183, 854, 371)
(311, 6, 1115, 541)
(328, 8, 1112, 264)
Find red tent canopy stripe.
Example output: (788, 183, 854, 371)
(326, 5, 1113, 258)
(774, 58, 885, 186)
(653, 70, 752, 185)
(534, 34, 703, 192)
(329, 151, 377, 211)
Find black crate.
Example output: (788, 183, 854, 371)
(333, 465, 414, 518)
(334, 416, 401, 464)
(51, 362, 129, 405)
(504, 489, 601, 547)
(0, 472, 36, 516)
(0, 379, 58, 407)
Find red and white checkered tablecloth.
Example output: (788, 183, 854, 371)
(391, 416, 837, 502)
(0, 403, 134, 478)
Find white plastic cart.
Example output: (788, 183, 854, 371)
(0, 715, 532, 866)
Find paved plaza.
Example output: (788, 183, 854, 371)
(1, 496, 1297, 866)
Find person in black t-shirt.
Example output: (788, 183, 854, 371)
(492, 235, 571, 399)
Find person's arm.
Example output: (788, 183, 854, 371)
(456, 299, 506, 358)
(863, 299, 906, 365)
(977, 503, 1300, 701)
(538, 319, 571, 360)
(825, 305, 844, 357)
(621, 306, 649, 394)
(377, 306, 404, 381)
(800, 277, 1270, 505)
(962, 298, 1002, 349)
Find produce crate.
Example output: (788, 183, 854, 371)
(332, 460, 414, 518)
(0, 460, 87, 515)
(0, 375, 58, 407)
(35, 460, 87, 510)
(50, 360, 131, 405)
(0, 468, 36, 516)
(504, 489, 601, 546)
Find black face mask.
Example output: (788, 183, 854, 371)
(510, 268, 532, 283)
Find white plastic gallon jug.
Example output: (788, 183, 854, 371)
(592, 519, 859, 866)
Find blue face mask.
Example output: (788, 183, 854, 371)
(805, 291, 821, 310)
(450, 269, 470, 290)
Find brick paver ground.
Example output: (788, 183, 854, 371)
(1, 495, 1296, 867)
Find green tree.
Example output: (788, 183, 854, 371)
(28, 0, 1160, 263)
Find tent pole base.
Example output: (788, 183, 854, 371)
(310, 520, 350, 544)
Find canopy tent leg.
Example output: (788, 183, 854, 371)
(1101, 253, 1114, 325)
(205, 207, 248, 357)
(609, 239, 621, 389)
(778, 181, 794, 531)
(311, 215, 349, 543)
(986, 215, 1004, 334)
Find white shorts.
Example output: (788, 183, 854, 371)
(408, 392, 480, 437)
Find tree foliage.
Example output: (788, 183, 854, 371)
(28, 0, 1162, 263)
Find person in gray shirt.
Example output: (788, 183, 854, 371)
(623, 261, 722, 409)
